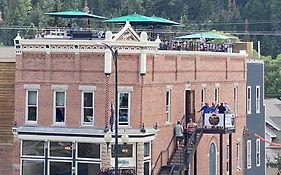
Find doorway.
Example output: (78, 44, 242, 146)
(184, 90, 195, 127)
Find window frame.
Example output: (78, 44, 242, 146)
(118, 91, 131, 126)
(256, 86, 260, 114)
(247, 140, 251, 169)
(53, 90, 66, 125)
(214, 88, 219, 104)
(247, 86, 251, 114)
(75, 161, 101, 175)
(76, 142, 101, 161)
(236, 140, 241, 170)
(226, 143, 229, 174)
(48, 160, 72, 175)
(201, 87, 206, 105)
(234, 87, 238, 114)
(256, 138, 260, 167)
(21, 158, 45, 175)
(25, 90, 38, 124)
(166, 90, 171, 123)
(81, 91, 94, 126)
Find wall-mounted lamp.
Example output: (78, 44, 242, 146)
(104, 131, 112, 151)
(121, 130, 129, 145)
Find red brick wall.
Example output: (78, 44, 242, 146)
(14, 51, 246, 175)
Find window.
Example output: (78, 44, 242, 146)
(144, 142, 151, 158)
(22, 140, 44, 157)
(234, 87, 238, 114)
(247, 86, 251, 114)
(201, 87, 206, 105)
(112, 144, 133, 158)
(144, 142, 151, 175)
(22, 159, 44, 175)
(256, 86, 260, 113)
(236, 140, 241, 170)
(215, 88, 219, 104)
(247, 140, 251, 169)
(77, 143, 100, 159)
(54, 91, 66, 124)
(144, 161, 150, 175)
(209, 142, 216, 175)
(50, 142, 72, 158)
(81, 92, 94, 125)
(77, 162, 100, 175)
(226, 143, 229, 174)
(50, 161, 72, 175)
(118, 92, 130, 126)
(25, 90, 38, 123)
(166, 90, 171, 123)
(256, 138, 260, 167)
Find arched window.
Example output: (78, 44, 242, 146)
(209, 142, 216, 175)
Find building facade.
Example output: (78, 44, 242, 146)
(245, 60, 266, 175)
(0, 47, 15, 175)
(12, 23, 247, 175)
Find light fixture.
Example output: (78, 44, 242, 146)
(121, 130, 129, 145)
(104, 131, 112, 151)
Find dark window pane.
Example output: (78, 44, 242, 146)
(83, 109, 93, 123)
(84, 93, 93, 107)
(28, 107, 37, 121)
(50, 142, 72, 157)
(50, 161, 72, 175)
(144, 162, 150, 175)
(119, 93, 128, 108)
(112, 144, 133, 158)
(78, 143, 100, 159)
(166, 91, 169, 105)
(144, 143, 150, 157)
(22, 160, 44, 175)
(119, 109, 128, 123)
(77, 162, 100, 175)
(22, 140, 44, 156)
(56, 108, 65, 122)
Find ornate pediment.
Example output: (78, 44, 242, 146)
(113, 22, 141, 42)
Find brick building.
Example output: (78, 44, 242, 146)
(0, 47, 15, 175)
(12, 23, 247, 175)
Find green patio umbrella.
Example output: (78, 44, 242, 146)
(105, 13, 180, 26)
(45, 10, 107, 19)
(176, 32, 232, 40)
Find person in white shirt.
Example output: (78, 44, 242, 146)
(175, 120, 183, 148)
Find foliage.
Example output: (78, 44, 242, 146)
(266, 154, 281, 172)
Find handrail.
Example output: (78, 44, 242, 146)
(151, 115, 186, 175)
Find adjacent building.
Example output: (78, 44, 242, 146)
(245, 60, 266, 175)
(12, 23, 247, 175)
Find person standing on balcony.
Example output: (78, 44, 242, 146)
(217, 103, 226, 114)
(198, 103, 211, 115)
(225, 102, 230, 113)
(210, 102, 217, 113)
(175, 120, 184, 148)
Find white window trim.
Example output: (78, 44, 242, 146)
(21, 140, 45, 158)
(48, 159, 72, 175)
(80, 89, 95, 126)
(247, 86, 251, 114)
(48, 141, 73, 159)
(118, 91, 131, 126)
(25, 89, 39, 125)
(215, 88, 219, 104)
(234, 87, 238, 114)
(20, 158, 45, 175)
(144, 142, 151, 160)
(256, 138, 261, 167)
(201, 86, 206, 105)
(53, 90, 66, 126)
(166, 90, 171, 124)
(256, 86, 260, 114)
(247, 140, 251, 169)
(236, 139, 241, 170)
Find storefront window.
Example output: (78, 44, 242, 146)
(77, 162, 100, 175)
(50, 161, 72, 175)
(50, 142, 72, 158)
(78, 143, 100, 159)
(22, 159, 44, 175)
(112, 144, 133, 158)
(22, 140, 44, 157)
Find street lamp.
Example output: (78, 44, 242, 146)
(101, 43, 120, 175)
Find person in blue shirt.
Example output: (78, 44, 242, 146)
(198, 103, 211, 114)
(210, 102, 217, 113)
